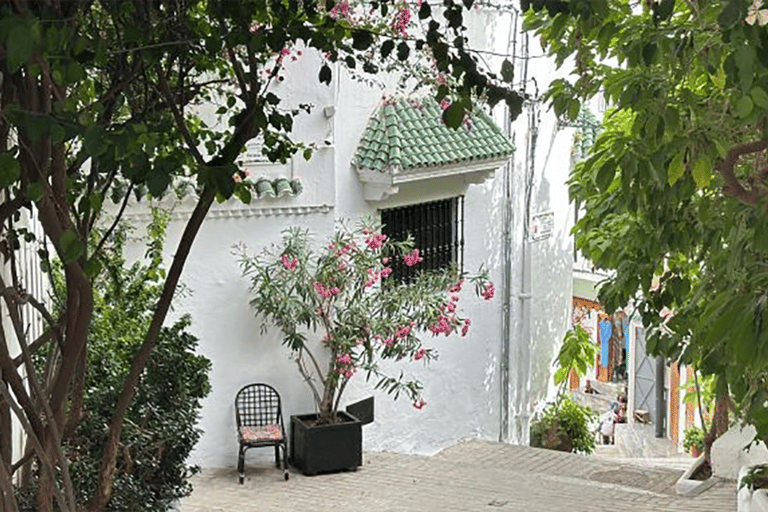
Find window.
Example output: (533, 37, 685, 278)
(380, 197, 464, 282)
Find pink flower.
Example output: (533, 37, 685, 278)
(461, 318, 471, 337)
(281, 254, 298, 270)
(481, 282, 495, 301)
(382, 336, 395, 348)
(449, 279, 464, 293)
(366, 233, 388, 250)
(381, 267, 393, 278)
(428, 315, 453, 335)
(445, 301, 457, 313)
(440, 98, 451, 110)
(404, 248, 423, 267)
(392, 6, 411, 36)
(395, 324, 411, 338)
(336, 353, 352, 364)
(330, 0, 352, 20)
(413, 398, 427, 410)
(314, 282, 341, 298)
(382, 257, 390, 264)
(365, 268, 380, 287)
(413, 348, 426, 361)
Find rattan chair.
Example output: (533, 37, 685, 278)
(235, 383, 289, 484)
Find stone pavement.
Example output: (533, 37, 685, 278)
(179, 440, 736, 512)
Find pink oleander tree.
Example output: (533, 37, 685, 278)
(238, 217, 494, 425)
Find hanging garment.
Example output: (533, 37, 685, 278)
(600, 319, 612, 367)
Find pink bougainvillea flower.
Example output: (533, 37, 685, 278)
(381, 266, 393, 278)
(449, 279, 464, 293)
(382, 336, 395, 348)
(382, 257, 390, 264)
(392, 6, 411, 36)
(404, 248, 423, 267)
(413, 398, 427, 410)
(481, 282, 495, 301)
(336, 353, 352, 365)
(413, 348, 427, 361)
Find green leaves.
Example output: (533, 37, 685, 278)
(735, 45, 756, 93)
(667, 152, 685, 186)
(6, 20, 35, 73)
(501, 58, 514, 83)
(0, 153, 20, 188)
(691, 156, 712, 188)
(60, 230, 83, 264)
(319, 64, 332, 85)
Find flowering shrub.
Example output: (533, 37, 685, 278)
(238, 218, 493, 424)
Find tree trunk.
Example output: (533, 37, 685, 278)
(704, 391, 730, 464)
(0, 368, 10, 481)
(87, 188, 215, 512)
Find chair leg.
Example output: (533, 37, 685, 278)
(281, 443, 289, 480)
(238, 445, 245, 484)
(275, 445, 280, 467)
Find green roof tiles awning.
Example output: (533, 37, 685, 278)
(353, 97, 515, 174)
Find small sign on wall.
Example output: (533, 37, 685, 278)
(530, 211, 554, 241)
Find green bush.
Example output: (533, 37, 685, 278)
(683, 425, 705, 454)
(530, 394, 596, 454)
(25, 215, 212, 512)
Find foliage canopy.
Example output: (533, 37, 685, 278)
(525, 0, 768, 444)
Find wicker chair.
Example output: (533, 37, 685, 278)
(235, 383, 289, 484)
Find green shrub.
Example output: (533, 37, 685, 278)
(683, 425, 705, 454)
(26, 215, 212, 511)
(530, 394, 596, 454)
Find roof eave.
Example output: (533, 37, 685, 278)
(355, 154, 512, 201)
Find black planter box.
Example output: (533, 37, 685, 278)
(289, 411, 362, 475)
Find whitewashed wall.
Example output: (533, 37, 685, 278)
(121, 7, 576, 467)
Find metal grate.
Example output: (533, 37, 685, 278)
(235, 383, 282, 429)
(381, 197, 464, 283)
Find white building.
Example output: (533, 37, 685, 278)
(121, 7, 579, 469)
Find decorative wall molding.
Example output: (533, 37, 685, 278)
(123, 203, 333, 222)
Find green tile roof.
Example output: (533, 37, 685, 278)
(353, 97, 515, 173)
(253, 177, 302, 199)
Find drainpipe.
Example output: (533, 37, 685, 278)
(499, 6, 518, 444)
(515, 96, 537, 444)
(500, 140, 512, 443)
(655, 355, 666, 438)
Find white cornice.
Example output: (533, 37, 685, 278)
(123, 204, 333, 222)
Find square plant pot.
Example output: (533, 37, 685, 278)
(290, 411, 362, 475)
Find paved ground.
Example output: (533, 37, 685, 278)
(179, 440, 736, 512)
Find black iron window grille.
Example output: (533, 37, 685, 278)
(380, 196, 464, 283)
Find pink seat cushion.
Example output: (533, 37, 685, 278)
(240, 424, 283, 442)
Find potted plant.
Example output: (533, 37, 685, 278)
(530, 326, 597, 454)
(238, 217, 493, 475)
(683, 425, 706, 457)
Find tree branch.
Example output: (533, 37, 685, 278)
(154, 65, 206, 165)
(715, 140, 767, 205)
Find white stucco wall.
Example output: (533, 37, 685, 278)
(119, 7, 576, 468)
